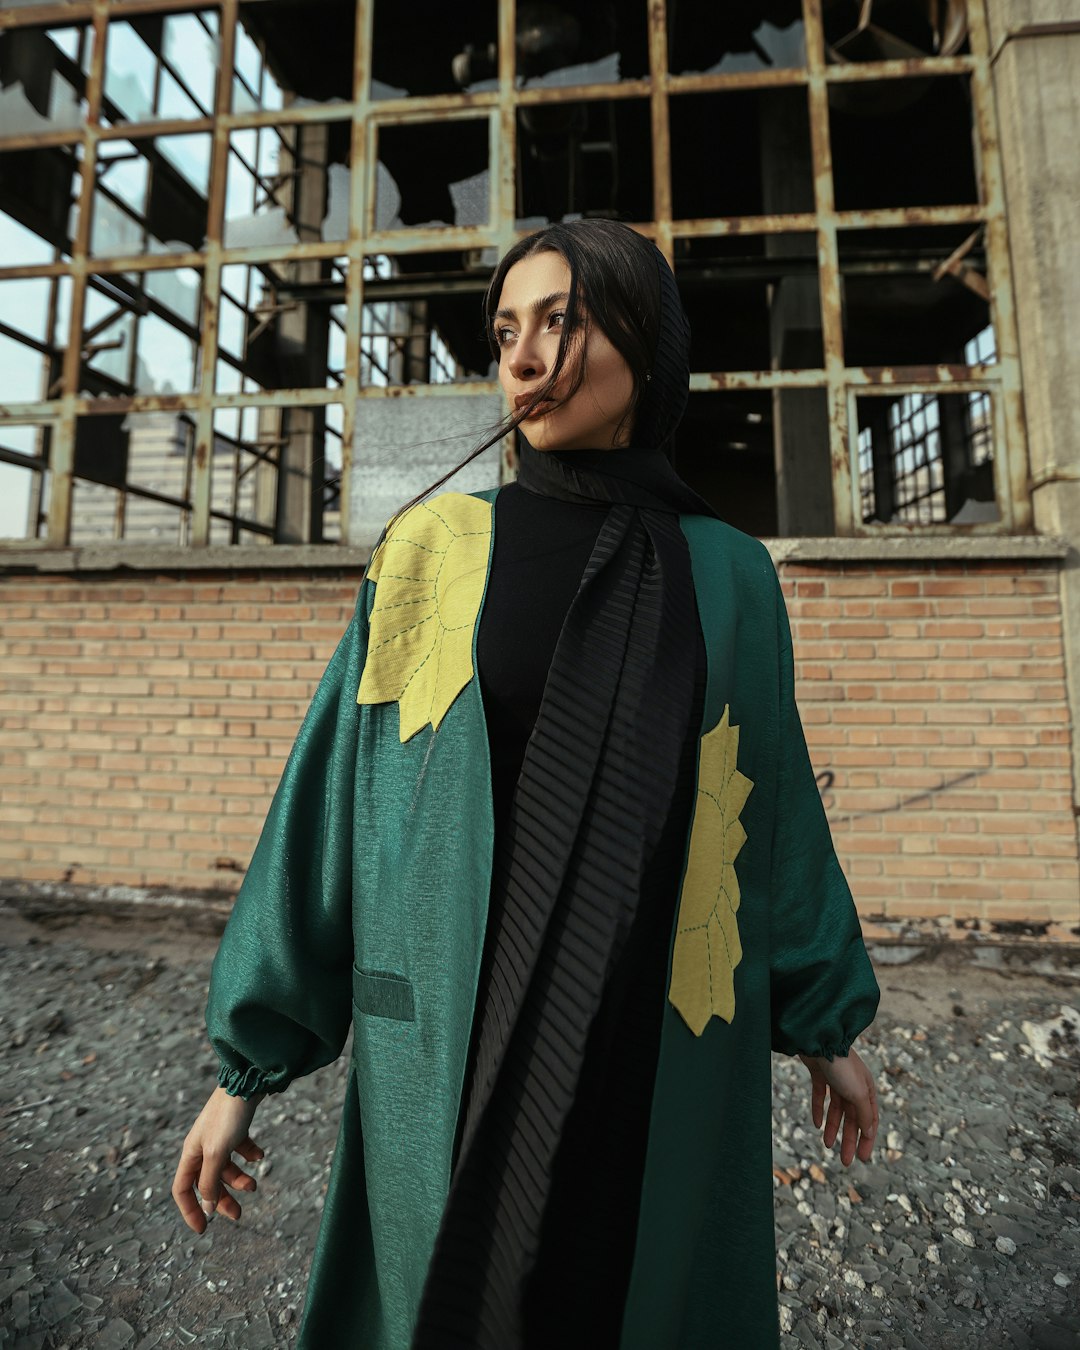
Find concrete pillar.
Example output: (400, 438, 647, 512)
(760, 87, 834, 535)
(986, 2, 1080, 831)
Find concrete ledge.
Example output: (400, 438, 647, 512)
(0, 534, 1069, 574)
(0, 542, 374, 574)
(765, 534, 1069, 565)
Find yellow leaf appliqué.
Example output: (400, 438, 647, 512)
(357, 493, 493, 742)
(668, 704, 754, 1036)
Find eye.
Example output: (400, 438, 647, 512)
(493, 309, 566, 348)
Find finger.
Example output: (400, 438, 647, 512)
(840, 1105, 859, 1167)
(213, 1186, 244, 1223)
(197, 1149, 227, 1216)
(221, 1159, 257, 1193)
(811, 1077, 826, 1131)
(171, 1148, 208, 1235)
(854, 1081, 878, 1149)
(234, 1136, 264, 1163)
(823, 1091, 844, 1149)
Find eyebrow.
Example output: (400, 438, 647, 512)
(493, 291, 569, 323)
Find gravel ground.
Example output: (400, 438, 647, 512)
(0, 907, 1078, 1349)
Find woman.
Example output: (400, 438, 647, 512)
(172, 219, 881, 1349)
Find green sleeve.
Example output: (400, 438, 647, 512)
(204, 578, 372, 1100)
(767, 570, 881, 1062)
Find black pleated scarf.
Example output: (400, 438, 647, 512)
(411, 243, 724, 1350)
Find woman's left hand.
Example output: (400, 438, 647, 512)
(797, 1047, 879, 1166)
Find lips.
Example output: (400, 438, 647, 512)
(514, 392, 557, 419)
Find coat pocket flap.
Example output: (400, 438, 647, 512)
(351, 966, 416, 1022)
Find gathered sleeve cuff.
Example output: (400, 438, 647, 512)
(216, 1059, 280, 1101)
(766, 568, 881, 1063)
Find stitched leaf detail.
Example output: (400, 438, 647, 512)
(357, 493, 493, 742)
(668, 704, 754, 1036)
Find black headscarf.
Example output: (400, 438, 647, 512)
(412, 241, 723, 1350)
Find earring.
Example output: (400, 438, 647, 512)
(645, 371, 652, 382)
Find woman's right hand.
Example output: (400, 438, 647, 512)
(172, 1085, 266, 1233)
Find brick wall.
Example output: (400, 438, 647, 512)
(1, 573, 359, 893)
(781, 563, 1078, 932)
(2, 562, 1077, 931)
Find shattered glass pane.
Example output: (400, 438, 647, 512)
(0, 140, 80, 263)
(223, 121, 350, 246)
(370, 0, 498, 100)
(670, 15, 806, 74)
(104, 13, 219, 125)
(0, 22, 88, 134)
(91, 134, 210, 257)
(374, 119, 488, 230)
(236, 0, 355, 108)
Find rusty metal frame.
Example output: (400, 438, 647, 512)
(0, 0, 1031, 548)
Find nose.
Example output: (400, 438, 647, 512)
(507, 328, 546, 383)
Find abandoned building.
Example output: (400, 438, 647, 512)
(0, 0, 1077, 945)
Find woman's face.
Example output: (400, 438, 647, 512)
(494, 250, 635, 453)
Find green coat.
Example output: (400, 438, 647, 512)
(205, 484, 881, 1349)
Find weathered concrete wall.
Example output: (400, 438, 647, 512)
(986, 3, 1080, 829)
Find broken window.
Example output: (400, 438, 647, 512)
(676, 233, 822, 372)
(79, 268, 202, 397)
(668, 1, 806, 75)
(374, 118, 490, 232)
(102, 12, 219, 126)
(370, 0, 499, 100)
(839, 225, 994, 368)
(91, 132, 211, 257)
(361, 252, 494, 388)
(0, 275, 71, 403)
(515, 98, 652, 227)
(669, 86, 814, 220)
(676, 390, 806, 539)
(69, 411, 196, 544)
(216, 256, 347, 396)
(0, 143, 80, 266)
(857, 389, 998, 526)
(513, 2, 649, 89)
(0, 0, 1029, 548)
(828, 74, 979, 211)
(212, 401, 344, 544)
(0, 20, 89, 135)
(224, 119, 352, 247)
(236, 0, 355, 107)
(823, 1, 971, 63)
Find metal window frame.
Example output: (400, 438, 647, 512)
(0, 0, 1031, 548)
